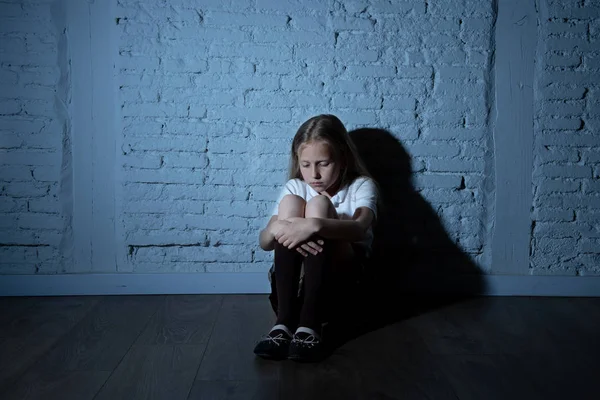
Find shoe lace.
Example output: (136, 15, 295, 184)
(292, 334, 319, 348)
(263, 332, 289, 347)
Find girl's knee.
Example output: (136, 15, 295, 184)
(280, 194, 306, 207)
(305, 195, 336, 217)
(278, 194, 306, 218)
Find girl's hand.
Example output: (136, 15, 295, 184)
(275, 218, 319, 250)
(269, 219, 290, 239)
(296, 239, 325, 257)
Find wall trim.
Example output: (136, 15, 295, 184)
(0, 274, 599, 297)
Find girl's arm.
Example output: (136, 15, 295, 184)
(312, 207, 375, 242)
(259, 216, 289, 251)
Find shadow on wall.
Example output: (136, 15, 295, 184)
(323, 128, 487, 350)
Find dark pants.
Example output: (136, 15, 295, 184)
(268, 240, 366, 333)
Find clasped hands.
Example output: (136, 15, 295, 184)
(271, 217, 324, 257)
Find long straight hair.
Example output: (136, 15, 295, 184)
(288, 114, 372, 190)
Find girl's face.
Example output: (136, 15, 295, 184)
(298, 140, 340, 196)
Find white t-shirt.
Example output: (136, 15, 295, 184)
(271, 176, 378, 255)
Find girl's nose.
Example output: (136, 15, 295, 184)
(312, 167, 320, 178)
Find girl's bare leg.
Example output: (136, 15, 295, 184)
(304, 195, 355, 264)
(277, 194, 305, 220)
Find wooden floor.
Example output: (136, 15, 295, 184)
(0, 294, 598, 400)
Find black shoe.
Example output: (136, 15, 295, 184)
(253, 329, 292, 360)
(288, 331, 323, 362)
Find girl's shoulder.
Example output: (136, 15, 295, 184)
(349, 175, 376, 189)
(282, 178, 306, 190)
(279, 178, 309, 196)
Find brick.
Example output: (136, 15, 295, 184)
(254, 30, 333, 45)
(232, 170, 282, 186)
(119, 73, 191, 88)
(382, 96, 415, 110)
(548, 4, 600, 19)
(205, 170, 233, 185)
(331, 16, 375, 31)
(123, 136, 207, 153)
(578, 209, 600, 223)
(121, 102, 189, 118)
(536, 178, 580, 194)
(0, 99, 21, 115)
(119, 55, 160, 71)
(0, 133, 23, 149)
(0, 150, 60, 166)
(31, 165, 59, 182)
(369, 0, 425, 14)
(2, 181, 51, 198)
(0, 37, 26, 53)
(422, 188, 478, 205)
(332, 95, 381, 109)
(205, 201, 262, 218)
(583, 180, 600, 194)
(408, 143, 461, 157)
(246, 91, 327, 108)
(585, 54, 600, 69)
(539, 71, 597, 87)
(345, 65, 396, 78)
(209, 43, 292, 60)
(123, 154, 163, 169)
(256, 0, 328, 13)
(0, 165, 32, 182)
(123, 183, 164, 201)
(547, 21, 588, 35)
(536, 147, 580, 163)
(123, 120, 163, 136)
(123, 199, 204, 214)
(169, 184, 248, 201)
(193, 74, 279, 90)
(413, 174, 462, 189)
(583, 149, 600, 163)
(290, 15, 326, 31)
(335, 47, 379, 63)
(543, 101, 586, 117)
(547, 54, 582, 68)
(0, 3, 23, 17)
(207, 107, 291, 122)
(208, 138, 252, 154)
(18, 213, 63, 230)
(538, 117, 583, 130)
(0, 70, 18, 85)
(160, 57, 208, 73)
(162, 27, 247, 42)
(532, 208, 574, 222)
(28, 197, 60, 213)
(281, 76, 324, 91)
(255, 61, 299, 75)
(535, 222, 582, 239)
(335, 80, 367, 93)
(207, 231, 256, 246)
(538, 132, 600, 146)
(162, 153, 208, 168)
(539, 165, 591, 179)
(428, 158, 485, 173)
(124, 169, 205, 185)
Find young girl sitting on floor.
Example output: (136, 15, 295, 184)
(254, 114, 379, 362)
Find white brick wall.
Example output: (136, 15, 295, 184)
(115, 0, 493, 273)
(531, 0, 600, 276)
(0, 0, 67, 274)
(1, 0, 597, 277)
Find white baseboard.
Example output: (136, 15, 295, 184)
(0, 273, 599, 297)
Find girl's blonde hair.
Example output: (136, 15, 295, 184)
(288, 114, 372, 188)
